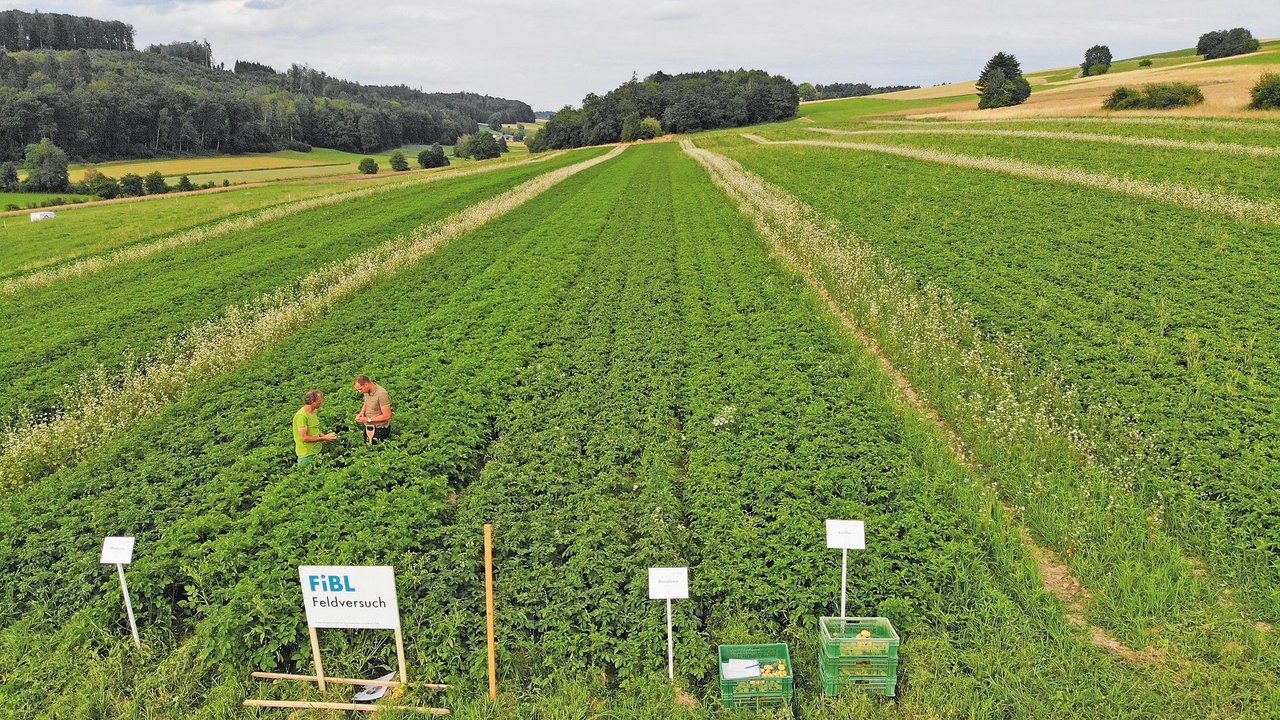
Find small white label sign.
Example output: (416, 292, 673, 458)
(648, 567, 689, 599)
(100, 536, 135, 564)
(826, 519, 865, 550)
(298, 565, 401, 630)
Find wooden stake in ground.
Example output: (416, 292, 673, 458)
(100, 536, 140, 649)
(242, 699, 449, 715)
(250, 672, 447, 689)
(485, 523, 497, 700)
(308, 627, 327, 691)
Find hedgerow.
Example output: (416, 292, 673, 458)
(1103, 83, 1204, 110)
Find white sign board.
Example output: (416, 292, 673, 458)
(298, 565, 400, 630)
(826, 519, 865, 550)
(648, 567, 689, 600)
(100, 536, 136, 564)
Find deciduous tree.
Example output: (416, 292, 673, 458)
(143, 170, 168, 194)
(21, 137, 68, 192)
(1197, 28, 1260, 60)
(417, 143, 448, 168)
(1081, 45, 1112, 76)
(119, 172, 144, 196)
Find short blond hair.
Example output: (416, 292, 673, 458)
(304, 389, 323, 405)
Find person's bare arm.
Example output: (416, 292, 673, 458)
(301, 426, 337, 442)
(369, 401, 391, 424)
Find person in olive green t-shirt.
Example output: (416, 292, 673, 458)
(293, 389, 337, 465)
(353, 374, 393, 444)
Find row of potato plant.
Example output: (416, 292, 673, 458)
(0, 146, 636, 717)
(0, 149, 618, 490)
(0, 150, 593, 431)
(687, 136, 1280, 712)
(4, 142, 1270, 717)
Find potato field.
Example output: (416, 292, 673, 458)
(1, 97, 1279, 719)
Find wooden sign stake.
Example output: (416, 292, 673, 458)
(395, 627, 409, 684)
(308, 627, 327, 691)
(117, 562, 140, 649)
(246, 565, 446, 713)
(484, 523, 497, 701)
(826, 519, 865, 626)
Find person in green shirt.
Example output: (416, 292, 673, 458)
(293, 389, 337, 465)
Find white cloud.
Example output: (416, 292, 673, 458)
(9, 0, 1276, 108)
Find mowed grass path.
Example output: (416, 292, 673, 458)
(0, 142, 1204, 719)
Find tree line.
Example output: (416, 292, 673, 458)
(529, 69, 798, 151)
(0, 9, 134, 51)
(796, 82, 918, 101)
(0, 47, 533, 162)
(0, 10, 532, 163)
(146, 40, 213, 69)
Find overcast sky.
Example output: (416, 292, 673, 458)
(10, 1, 1277, 109)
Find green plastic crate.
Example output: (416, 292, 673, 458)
(719, 643, 794, 709)
(817, 651, 898, 678)
(818, 661, 897, 698)
(818, 616, 899, 659)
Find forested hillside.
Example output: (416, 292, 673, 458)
(0, 9, 133, 51)
(530, 69, 798, 150)
(0, 10, 533, 162)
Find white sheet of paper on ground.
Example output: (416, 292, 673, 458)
(721, 658, 761, 680)
(353, 671, 396, 702)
